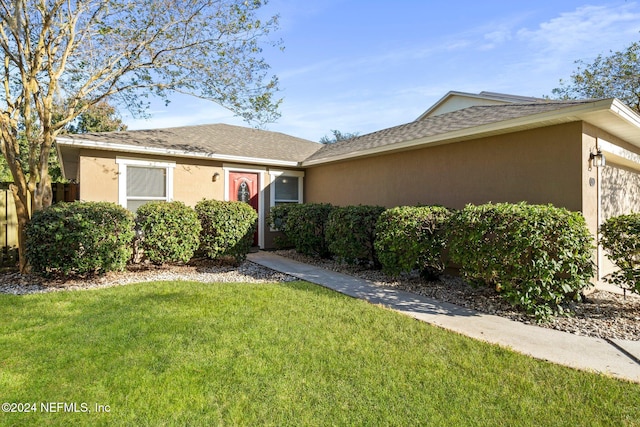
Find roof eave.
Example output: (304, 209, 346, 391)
(55, 137, 303, 167)
(303, 99, 640, 166)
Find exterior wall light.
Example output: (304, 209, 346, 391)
(212, 172, 220, 182)
(589, 149, 606, 170)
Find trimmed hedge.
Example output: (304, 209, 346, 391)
(267, 203, 297, 249)
(284, 203, 334, 258)
(374, 205, 451, 279)
(135, 201, 202, 264)
(195, 199, 258, 263)
(25, 201, 135, 277)
(448, 202, 594, 319)
(600, 213, 640, 294)
(326, 205, 385, 266)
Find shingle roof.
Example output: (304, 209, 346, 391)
(59, 99, 618, 167)
(58, 123, 322, 163)
(305, 100, 600, 163)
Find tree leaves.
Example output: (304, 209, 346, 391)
(552, 41, 640, 112)
(1, 0, 282, 269)
(600, 213, 640, 294)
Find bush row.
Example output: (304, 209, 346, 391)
(25, 200, 257, 277)
(449, 203, 594, 319)
(271, 202, 596, 319)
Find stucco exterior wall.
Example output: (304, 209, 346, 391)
(305, 122, 584, 211)
(76, 148, 300, 249)
(173, 160, 224, 206)
(78, 149, 119, 203)
(601, 164, 640, 220)
(77, 149, 224, 207)
(583, 123, 640, 279)
(580, 125, 600, 239)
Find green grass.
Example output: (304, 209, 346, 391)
(1, 281, 639, 426)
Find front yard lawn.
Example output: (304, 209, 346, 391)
(1, 281, 639, 426)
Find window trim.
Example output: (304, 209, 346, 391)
(116, 158, 176, 210)
(269, 170, 304, 231)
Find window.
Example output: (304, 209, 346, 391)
(270, 171, 303, 207)
(273, 176, 300, 204)
(271, 171, 302, 207)
(269, 171, 304, 231)
(238, 181, 251, 203)
(116, 158, 175, 211)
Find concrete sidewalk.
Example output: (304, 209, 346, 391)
(248, 251, 640, 383)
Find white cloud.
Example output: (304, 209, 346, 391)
(125, 2, 640, 142)
(517, 4, 640, 57)
(480, 27, 515, 50)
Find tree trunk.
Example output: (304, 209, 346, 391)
(10, 184, 31, 273)
(33, 174, 53, 211)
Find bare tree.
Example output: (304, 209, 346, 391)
(0, 0, 282, 271)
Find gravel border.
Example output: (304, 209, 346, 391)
(0, 258, 297, 295)
(273, 250, 640, 342)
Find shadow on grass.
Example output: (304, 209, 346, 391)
(278, 272, 481, 318)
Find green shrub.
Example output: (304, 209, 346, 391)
(195, 199, 257, 263)
(600, 213, 640, 294)
(284, 203, 334, 258)
(135, 201, 202, 264)
(374, 205, 451, 279)
(25, 201, 135, 277)
(267, 203, 297, 249)
(326, 205, 385, 266)
(448, 202, 594, 319)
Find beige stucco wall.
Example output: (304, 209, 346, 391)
(580, 125, 600, 240)
(583, 124, 640, 279)
(305, 122, 584, 211)
(306, 121, 620, 282)
(76, 148, 301, 249)
(601, 163, 640, 220)
(77, 149, 224, 207)
(78, 149, 119, 203)
(173, 160, 224, 206)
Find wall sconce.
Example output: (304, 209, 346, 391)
(589, 149, 606, 170)
(212, 172, 220, 182)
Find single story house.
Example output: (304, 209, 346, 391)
(56, 91, 640, 280)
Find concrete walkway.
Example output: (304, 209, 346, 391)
(248, 251, 640, 384)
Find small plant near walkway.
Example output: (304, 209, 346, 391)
(600, 212, 640, 295)
(196, 199, 258, 263)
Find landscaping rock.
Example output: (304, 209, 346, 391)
(0, 258, 296, 295)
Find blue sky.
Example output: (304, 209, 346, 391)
(125, 0, 640, 142)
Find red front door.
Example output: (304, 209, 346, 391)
(229, 172, 259, 245)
